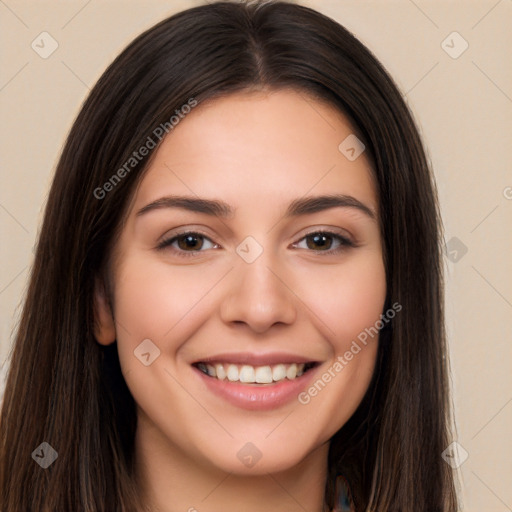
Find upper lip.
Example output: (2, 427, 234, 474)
(193, 352, 319, 366)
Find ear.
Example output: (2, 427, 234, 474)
(93, 277, 116, 345)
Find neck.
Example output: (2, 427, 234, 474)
(134, 415, 330, 512)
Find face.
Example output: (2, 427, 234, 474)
(95, 89, 386, 476)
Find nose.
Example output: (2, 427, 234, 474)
(219, 252, 297, 334)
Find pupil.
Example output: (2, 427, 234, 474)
(308, 233, 331, 250)
(179, 234, 202, 250)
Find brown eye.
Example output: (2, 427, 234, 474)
(293, 231, 354, 253)
(176, 233, 205, 251)
(305, 233, 334, 251)
(156, 231, 217, 255)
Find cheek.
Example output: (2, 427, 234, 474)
(291, 252, 386, 433)
(111, 253, 219, 343)
(109, 254, 217, 413)
(297, 252, 386, 346)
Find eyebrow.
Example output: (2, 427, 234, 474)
(136, 194, 376, 220)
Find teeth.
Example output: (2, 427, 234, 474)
(255, 366, 273, 384)
(286, 363, 297, 379)
(239, 365, 255, 383)
(272, 364, 287, 381)
(215, 364, 226, 380)
(227, 364, 239, 382)
(197, 362, 309, 383)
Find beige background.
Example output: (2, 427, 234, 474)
(1, 1, 511, 510)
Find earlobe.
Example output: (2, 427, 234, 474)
(93, 278, 116, 345)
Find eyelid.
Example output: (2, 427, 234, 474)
(156, 228, 220, 254)
(292, 225, 356, 244)
(156, 226, 357, 256)
(291, 229, 356, 253)
(157, 225, 215, 243)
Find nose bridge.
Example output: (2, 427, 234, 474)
(219, 244, 297, 332)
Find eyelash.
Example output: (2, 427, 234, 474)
(156, 229, 356, 258)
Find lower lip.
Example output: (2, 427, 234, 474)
(193, 366, 318, 411)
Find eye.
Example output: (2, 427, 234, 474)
(157, 231, 219, 256)
(292, 230, 355, 254)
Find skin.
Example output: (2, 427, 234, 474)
(94, 89, 386, 512)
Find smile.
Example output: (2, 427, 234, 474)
(195, 362, 317, 384)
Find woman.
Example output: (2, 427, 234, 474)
(0, 1, 458, 510)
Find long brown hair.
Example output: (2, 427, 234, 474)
(0, 1, 457, 510)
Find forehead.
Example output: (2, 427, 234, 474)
(132, 89, 377, 215)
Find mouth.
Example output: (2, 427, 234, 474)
(193, 361, 319, 385)
(191, 354, 321, 411)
